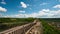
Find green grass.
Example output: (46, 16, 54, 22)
(40, 19, 60, 34)
(1, 18, 60, 33)
(0, 18, 35, 32)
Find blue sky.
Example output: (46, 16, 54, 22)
(0, 0, 60, 18)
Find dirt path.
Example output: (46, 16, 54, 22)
(25, 21, 43, 34)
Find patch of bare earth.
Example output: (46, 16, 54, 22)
(25, 21, 43, 34)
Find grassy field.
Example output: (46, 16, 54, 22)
(0, 18, 60, 34)
(40, 18, 60, 34)
(0, 18, 35, 32)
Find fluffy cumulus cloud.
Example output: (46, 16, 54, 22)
(20, 2, 27, 8)
(40, 3, 48, 5)
(19, 10, 25, 13)
(53, 4, 60, 8)
(0, 6, 7, 12)
(2, 14, 27, 18)
(3, 9, 60, 18)
(0, 0, 6, 5)
(1, 1, 6, 4)
(25, 9, 54, 18)
(26, 9, 60, 18)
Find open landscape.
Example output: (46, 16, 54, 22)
(40, 18, 60, 34)
(0, 0, 60, 34)
(0, 18, 60, 34)
(0, 18, 35, 32)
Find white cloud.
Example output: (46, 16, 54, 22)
(41, 9, 50, 13)
(0, 0, 6, 5)
(42, 9, 60, 17)
(19, 10, 25, 13)
(39, 9, 60, 18)
(3, 14, 27, 18)
(36, 9, 50, 17)
(25, 9, 60, 18)
(15, 14, 26, 18)
(20, 2, 27, 8)
(0, 6, 7, 12)
(1, 1, 6, 4)
(1, 9, 60, 18)
(53, 4, 60, 8)
(40, 3, 48, 5)
(3, 15, 10, 18)
(14, 9, 53, 18)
